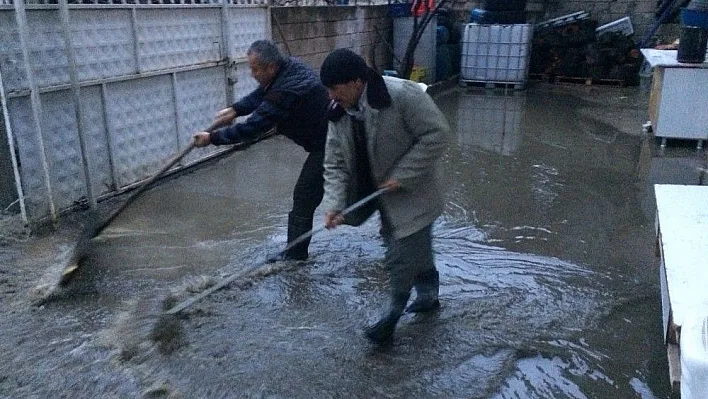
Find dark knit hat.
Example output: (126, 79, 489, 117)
(320, 48, 369, 87)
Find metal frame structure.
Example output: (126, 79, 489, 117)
(0, 0, 269, 224)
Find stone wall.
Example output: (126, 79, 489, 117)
(271, 6, 393, 73)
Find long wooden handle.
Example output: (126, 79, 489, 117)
(58, 122, 275, 287)
(94, 121, 227, 236)
(277, 187, 388, 254)
(100, 141, 196, 232)
(165, 187, 388, 315)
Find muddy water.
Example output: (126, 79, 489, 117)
(0, 83, 685, 398)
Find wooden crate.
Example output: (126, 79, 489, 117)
(528, 73, 625, 86)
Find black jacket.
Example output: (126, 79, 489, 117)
(209, 57, 329, 153)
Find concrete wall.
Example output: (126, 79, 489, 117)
(271, 6, 393, 73)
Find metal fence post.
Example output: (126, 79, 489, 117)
(13, 0, 57, 223)
(221, 0, 235, 103)
(171, 72, 185, 149)
(58, 0, 96, 210)
(100, 83, 118, 192)
(266, 5, 273, 44)
(131, 7, 142, 74)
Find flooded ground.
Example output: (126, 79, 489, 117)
(2, 81, 704, 398)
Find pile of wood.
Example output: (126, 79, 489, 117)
(530, 15, 642, 85)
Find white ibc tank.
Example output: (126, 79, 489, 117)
(681, 313, 708, 399)
(460, 23, 532, 83)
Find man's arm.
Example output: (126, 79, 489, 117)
(388, 85, 449, 186)
(232, 87, 265, 116)
(208, 91, 297, 145)
(196, 88, 265, 146)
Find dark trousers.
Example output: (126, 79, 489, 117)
(363, 216, 439, 343)
(292, 151, 324, 220)
(286, 151, 324, 257)
(381, 220, 437, 305)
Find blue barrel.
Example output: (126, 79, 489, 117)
(436, 25, 450, 44)
(682, 7, 708, 28)
(469, 8, 491, 23)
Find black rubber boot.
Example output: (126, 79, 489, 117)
(267, 213, 312, 263)
(364, 293, 409, 345)
(405, 269, 440, 313)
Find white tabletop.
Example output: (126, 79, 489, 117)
(655, 184, 708, 328)
(641, 49, 708, 68)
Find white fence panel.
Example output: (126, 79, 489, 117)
(0, 4, 269, 222)
(71, 9, 136, 81)
(229, 6, 269, 60)
(136, 8, 222, 72)
(6, 96, 50, 217)
(105, 74, 177, 187)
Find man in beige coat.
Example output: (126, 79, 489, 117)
(319, 49, 449, 344)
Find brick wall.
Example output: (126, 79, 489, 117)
(271, 6, 393, 73)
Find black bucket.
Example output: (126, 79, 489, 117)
(677, 25, 708, 63)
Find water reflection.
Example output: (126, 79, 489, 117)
(456, 91, 527, 156)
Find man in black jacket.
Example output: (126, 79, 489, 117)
(194, 40, 330, 262)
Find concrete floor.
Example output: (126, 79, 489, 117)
(1, 80, 704, 398)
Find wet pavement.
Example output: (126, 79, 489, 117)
(2, 81, 705, 398)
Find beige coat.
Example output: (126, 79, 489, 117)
(322, 76, 449, 239)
